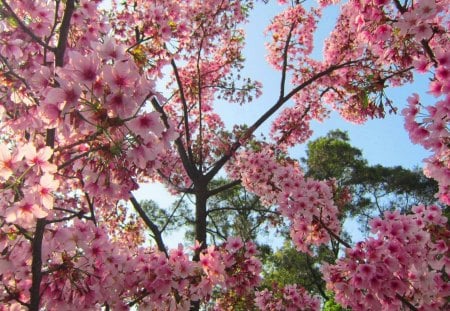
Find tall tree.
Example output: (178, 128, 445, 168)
(304, 130, 439, 229)
(304, 130, 366, 183)
(0, 0, 448, 310)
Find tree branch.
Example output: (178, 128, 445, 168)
(160, 192, 187, 233)
(156, 169, 196, 194)
(305, 255, 329, 301)
(151, 97, 199, 182)
(54, 0, 75, 67)
(0, 0, 55, 51)
(207, 205, 278, 216)
(396, 294, 418, 311)
(205, 60, 361, 181)
(207, 179, 241, 197)
(29, 218, 46, 311)
(171, 59, 195, 165)
(313, 215, 351, 249)
(129, 193, 168, 257)
(279, 22, 296, 100)
(196, 35, 205, 172)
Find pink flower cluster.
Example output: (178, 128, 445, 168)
(0, 143, 58, 228)
(254, 284, 321, 311)
(402, 92, 450, 204)
(228, 146, 341, 253)
(1, 218, 262, 310)
(322, 205, 449, 311)
(0, 0, 174, 207)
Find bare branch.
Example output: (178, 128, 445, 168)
(279, 22, 296, 99)
(171, 59, 195, 164)
(129, 193, 168, 257)
(160, 192, 188, 233)
(207, 179, 241, 197)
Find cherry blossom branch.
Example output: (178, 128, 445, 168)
(85, 192, 97, 226)
(279, 22, 296, 99)
(206, 59, 361, 181)
(396, 294, 419, 311)
(171, 59, 195, 165)
(0, 54, 31, 89)
(207, 179, 241, 197)
(128, 289, 150, 307)
(129, 194, 168, 257)
(151, 97, 199, 181)
(43, 0, 61, 64)
(57, 147, 103, 171)
(13, 225, 33, 241)
(3, 283, 30, 308)
(0, 0, 55, 52)
(45, 211, 85, 224)
(312, 215, 351, 249)
(392, 0, 437, 65)
(156, 169, 196, 194)
(276, 105, 311, 145)
(28, 2, 75, 301)
(54, 0, 75, 67)
(54, 130, 103, 152)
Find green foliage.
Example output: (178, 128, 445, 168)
(323, 293, 348, 311)
(140, 199, 191, 234)
(261, 241, 344, 301)
(303, 129, 366, 182)
(304, 130, 439, 229)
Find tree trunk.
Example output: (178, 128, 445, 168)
(190, 189, 208, 311)
(193, 190, 208, 261)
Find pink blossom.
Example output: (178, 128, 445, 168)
(68, 51, 99, 84)
(37, 173, 59, 210)
(0, 144, 14, 180)
(103, 61, 139, 90)
(23, 144, 56, 173)
(128, 112, 164, 137)
(5, 195, 48, 225)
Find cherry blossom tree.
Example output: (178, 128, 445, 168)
(0, 0, 448, 310)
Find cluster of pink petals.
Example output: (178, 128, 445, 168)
(402, 92, 450, 204)
(0, 143, 58, 228)
(322, 205, 449, 311)
(1, 217, 262, 310)
(254, 284, 321, 311)
(0, 0, 174, 208)
(227, 146, 341, 253)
